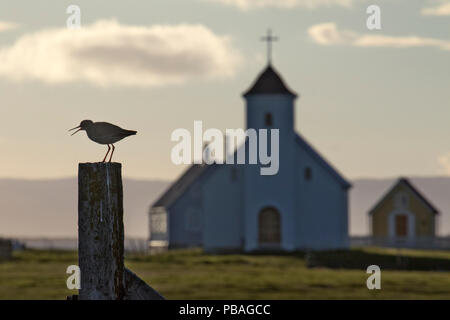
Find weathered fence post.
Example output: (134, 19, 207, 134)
(77, 162, 164, 300)
(78, 163, 125, 300)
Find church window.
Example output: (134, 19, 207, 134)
(304, 167, 312, 181)
(265, 113, 273, 126)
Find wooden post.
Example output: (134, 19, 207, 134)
(77, 162, 164, 300)
(78, 163, 125, 300)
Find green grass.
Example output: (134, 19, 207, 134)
(1, 248, 450, 299)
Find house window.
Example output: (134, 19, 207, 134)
(304, 167, 312, 181)
(265, 113, 273, 126)
(395, 193, 409, 209)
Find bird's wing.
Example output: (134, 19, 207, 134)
(93, 122, 124, 138)
(93, 122, 134, 141)
(95, 122, 123, 131)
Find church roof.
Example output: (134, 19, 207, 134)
(295, 134, 351, 189)
(243, 64, 297, 98)
(151, 134, 351, 211)
(152, 164, 214, 208)
(368, 177, 439, 215)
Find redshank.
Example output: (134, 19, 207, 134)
(69, 120, 137, 162)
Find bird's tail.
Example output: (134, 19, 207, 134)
(125, 130, 137, 135)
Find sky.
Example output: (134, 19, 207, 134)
(0, 0, 449, 181)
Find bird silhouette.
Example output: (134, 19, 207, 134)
(69, 120, 137, 162)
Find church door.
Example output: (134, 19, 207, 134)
(258, 207, 281, 247)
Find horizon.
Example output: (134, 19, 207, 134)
(1, 175, 450, 238)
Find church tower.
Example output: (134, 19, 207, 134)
(241, 31, 298, 251)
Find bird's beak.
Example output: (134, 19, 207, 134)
(69, 125, 81, 136)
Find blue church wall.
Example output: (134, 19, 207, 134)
(295, 141, 349, 249)
(168, 181, 204, 248)
(203, 164, 243, 252)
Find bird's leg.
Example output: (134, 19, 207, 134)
(102, 144, 111, 163)
(109, 144, 115, 163)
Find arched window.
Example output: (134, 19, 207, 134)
(265, 113, 273, 126)
(258, 207, 281, 245)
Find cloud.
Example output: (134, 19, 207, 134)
(421, 2, 450, 16)
(308, 22, 450, 51)
(438, 153, 450, 175)
(0, 21, 19, 32)
(307, 22, 357, 45)
(201, 0, 354, 10)
(0, 20, 242, 87)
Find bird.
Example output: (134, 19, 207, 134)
(69, 120, 137, 163)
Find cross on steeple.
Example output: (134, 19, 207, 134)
(261, 29, 278, 65)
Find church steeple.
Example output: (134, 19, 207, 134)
(243, 29, 297, 98)
(242, 31, 298, 252)
(243, 64, 297, 98)
(243, 29, 297, 137)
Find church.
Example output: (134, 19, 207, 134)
(149, 45, 351, 252)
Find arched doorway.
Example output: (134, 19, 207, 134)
(258, 207, 281, 247)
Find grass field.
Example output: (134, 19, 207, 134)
(1, 248, 450, 299)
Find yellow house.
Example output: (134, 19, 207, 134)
(369, 178, 438, 244)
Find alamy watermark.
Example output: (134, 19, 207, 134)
(366, 5, 381, 30)
(171, 121, 279, 176)
(66, 265, 81, 290)
(66, 5, 81, 29)
(366, 265, 381, 290)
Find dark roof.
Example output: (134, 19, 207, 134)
(295, 134, 351, 189)
(243, 64, 297, 97)
(369, 177, 439, 215)
(152, 164, 213, 208)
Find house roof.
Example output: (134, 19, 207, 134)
(243, 64, 297, 98)
(295, 134, 351, 189)
(368, 177, 439, 215)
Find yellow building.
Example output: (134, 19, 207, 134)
(369, 178, 438, 245)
